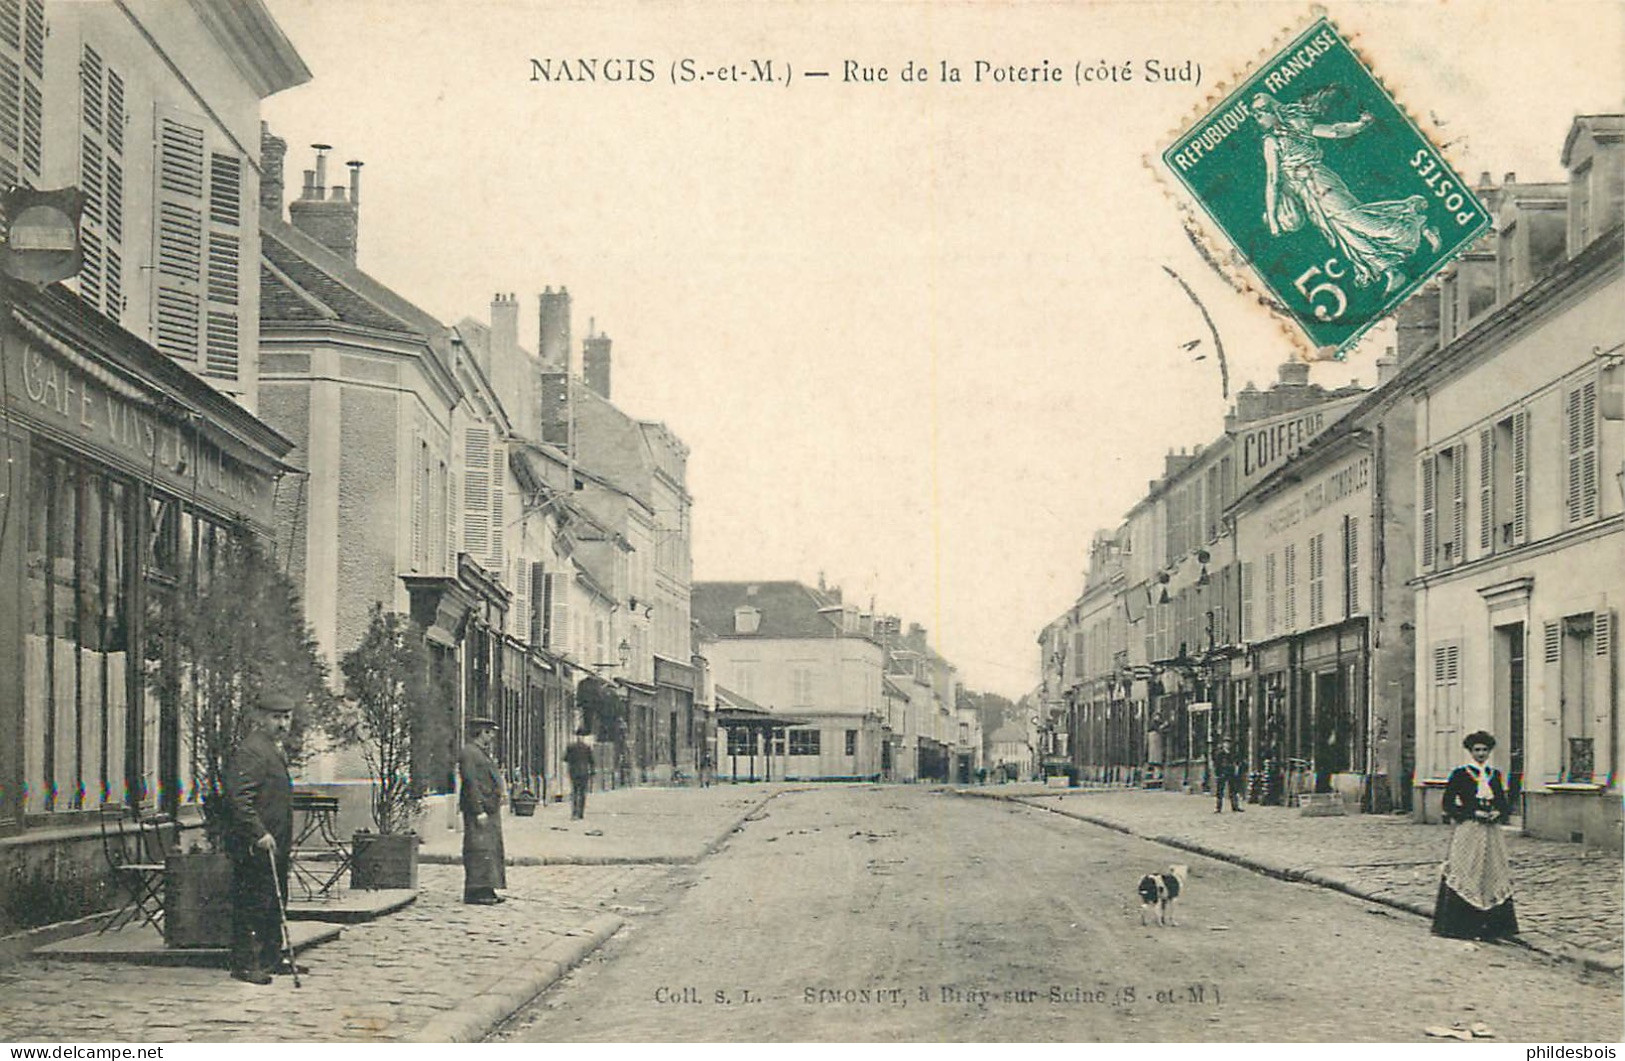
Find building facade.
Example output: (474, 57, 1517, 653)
(1407, 117, 1623, 848)
(694, 581, 888, 782)
(0, 0, 308, 931)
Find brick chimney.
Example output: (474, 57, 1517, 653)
(260, 122, 286, 217)
(1232, 381, 1266, 424)
(538, 287, 571, 371)
(583, 319, 612, 400)
(288, 144, 361, 263)
(490, 293, 518, 361)
(1395, 284, 1440, 362)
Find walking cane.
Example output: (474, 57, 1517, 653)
(267, 845, 301, 989)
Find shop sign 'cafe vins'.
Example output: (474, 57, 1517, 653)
(2, 185, 274, 525)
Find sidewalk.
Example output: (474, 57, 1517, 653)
(965, 783, 1623, 973)
(0, 784, 789, 1043)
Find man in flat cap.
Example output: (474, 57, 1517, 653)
(224, 691, 297, 984)
(458, 716, 507, 904)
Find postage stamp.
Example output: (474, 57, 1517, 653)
(1162, 17, 1489, 356)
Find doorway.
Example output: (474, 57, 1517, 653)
(1492, 622, 1525, 812)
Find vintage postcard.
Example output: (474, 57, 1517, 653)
(0, 0, 1620, 1049)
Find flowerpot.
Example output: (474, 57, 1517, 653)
(164, 851, 233, 949)
(510, 795, 539, 817)
(350, 831, 419, 890)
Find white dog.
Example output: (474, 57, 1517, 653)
(1137, 864, 1189, 926)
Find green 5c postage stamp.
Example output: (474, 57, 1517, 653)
(1163, 17, 1489, 355)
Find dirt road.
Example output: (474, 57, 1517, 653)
(494, 785, 1623, 1042)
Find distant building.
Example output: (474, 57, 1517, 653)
(693, 581, 886, 781)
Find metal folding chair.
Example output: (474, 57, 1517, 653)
(96, 804, 165, 934)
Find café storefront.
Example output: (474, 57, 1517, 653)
(0, 280, 292, 932)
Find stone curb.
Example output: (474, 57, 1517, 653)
(960, 789, 1622, 976)
(410, 912, 624, 1043)
(419, 788, 789, 868)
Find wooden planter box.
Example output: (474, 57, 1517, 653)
(350, 831, 419, 890)
(165, 851, 233, 949)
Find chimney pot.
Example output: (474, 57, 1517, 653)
(1504, 171, 1517, 184)
(1479, 171, 1493, 187)
(346, 160, 363, 206)
(301, 169, 316, 198)
(311, 144, 331, 195)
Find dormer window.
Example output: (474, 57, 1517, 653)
(734, 606, 761, 635)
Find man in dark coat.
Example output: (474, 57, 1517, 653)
(1212, 739, 1245, 813)
(565, 728, 595, 820)
(458, 717, 507, 904)
(224, 693, 296, 985)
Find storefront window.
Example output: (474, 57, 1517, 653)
(23, 452, 137, 815)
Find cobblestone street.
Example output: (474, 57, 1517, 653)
(0, 863, 671, 1042)
(994, 785, 1624, 965)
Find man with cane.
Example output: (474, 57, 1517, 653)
(225, 691, 302, 984)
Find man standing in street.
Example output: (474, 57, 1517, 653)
(224, 693, 297, 985)
(566, 728, 595, 820)
(1212, 738, 1245, 813)
(458, 717, 507, 904)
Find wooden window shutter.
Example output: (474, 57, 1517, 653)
(1420, 454, 1437, 570)
(1511, 411, 1529, 545)
(1478, 428, 1493, 554)
(530, 562, 546, 648)
(1595, 609, 1615, 782)
(410, 440, 426, 570)
(16, 0, 38, 177)
(1284, 544, 1297, 630)
(204, 312, 238, 376)
(1344, 515, 1360, 617)
(155, 111, 206, 367)
(1240, 562, 1254, 643)
(511, 557, 528, 644)
(0, 53, 19, 192)
(1566, 386, 1584, 524)
(489, 440, 506, 569)
(462, 426, 492, 559)
(0, 1, 18, 51)
(547, 572, 571, 655)
(203, 152, 242, 379)
(1579, 382, 1598, 521)
(1541, 620, 1562, 735)
(1450, 445, 1466, 566)
(106, 69, 123, 155)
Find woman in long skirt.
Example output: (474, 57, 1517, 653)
(1432, 731, 1519, 940)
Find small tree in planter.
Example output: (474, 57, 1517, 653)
(325, 605, 444, 889)
(149, 525, 332, 946)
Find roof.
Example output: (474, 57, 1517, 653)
(1562, 114, 1625, 167)
(990, 724, 1029, 744)
(715, 686, 767, 713)
(692, 581, 843, 640)
(259, 214, 454, 373)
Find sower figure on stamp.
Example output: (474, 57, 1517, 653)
(1212, 739, 1244, 813)
(458, 717, 507, 905)
(224, 692, 299, 985)
(566, 728, 595, 820)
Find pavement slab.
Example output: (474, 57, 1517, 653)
(969, 783, 1623, 971)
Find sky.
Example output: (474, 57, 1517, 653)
(259, 0, 1625, 698)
